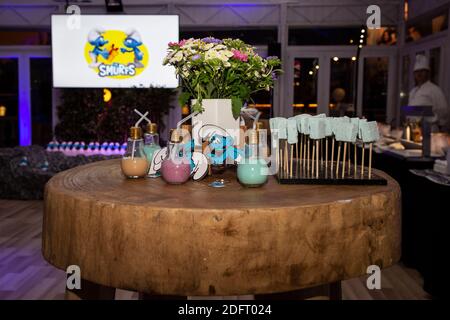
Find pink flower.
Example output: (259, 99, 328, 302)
(168, 39, 188, 47)
(232, 49, 248, 62)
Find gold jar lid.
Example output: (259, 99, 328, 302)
(129, 126, 142, 140)
(256, 121, 264, 130)
(169, 128, 181, 143)
(247, 129, 258, 145)
(147, 123, 158, 134)
(181, 124, 192, 133)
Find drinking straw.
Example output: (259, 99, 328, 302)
(134, 109, 151, 124)
(241, 107, 261, 129)
(131, 111, 149, 161)
(131, 139, 136, 160)
(325, 137, 328, 172)
(177, 111, 200, 129)
(134, 111, 149, 127)
(354, 144, 357, 177)
(311, 142, 315, 176)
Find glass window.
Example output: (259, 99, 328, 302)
(400, 55, 410, 108)
(0, 58, 19, 147)
(366, 27, 397, 46)
(0, 31, 51, 45)
(31, 58, 53, 146)
(362, 57, 389, 122)
(179, 28, 277, 119)
(180, 27, 277, 45)
(406, 10, 448, 42)
(292, 58, 318, 115)
(289, 27, 362, 46)
(430, 47, 441, 85)
(329, 57, 355, 117)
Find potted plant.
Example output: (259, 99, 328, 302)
(163, 37, 282, 137)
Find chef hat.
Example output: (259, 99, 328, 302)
(87, 27, 106, 43)
(414, 54, 430, 72)
(125, 28, 142, 43)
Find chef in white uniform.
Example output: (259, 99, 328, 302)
(408, 54, 449, 132)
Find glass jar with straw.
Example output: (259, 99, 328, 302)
(120, 112, 149, 179)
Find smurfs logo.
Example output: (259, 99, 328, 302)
(84, 27, 148, 79)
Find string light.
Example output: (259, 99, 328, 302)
(351, 56, 357, 61)
(333, 57, 339, 62)
(315, 65, 320, 70)
(103, 89, 112, 103)
(0, 105, 6, 117)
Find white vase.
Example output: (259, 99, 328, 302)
(191, 99, 240, 148)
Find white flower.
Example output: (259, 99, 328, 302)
(170, 51, 183, 63)
(222, 50, 234, 58)
(205, 49, 221, 61)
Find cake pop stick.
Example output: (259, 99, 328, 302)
(354, 143, 357, 177)
(331, 137, 335, 173)
(359, 121, 379, 179)
(361, 144, 365, 177)
(303, 134, 307, 170)
(336, 141, 341, 177)
(316, 140, 319, 178)
(335, 119, 358, 178)
(307, 137, 310, 174)
(287, 117, 298, 178)
(325, 137, 328, 172)
(311, 142, 315, 176)
(342, 142, 347, 178)
(369, 143, 373, 179)
(279, 147, 283, 178)
(321, 139, 324, 167)
(309, 117, 326, 178)
(300, 134, 303, 167)
(348, 143, 351, 173)
(285, 140, 288, 177)
(290, 144, 294, 178)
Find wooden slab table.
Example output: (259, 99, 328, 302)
(42, 159, 401, 299)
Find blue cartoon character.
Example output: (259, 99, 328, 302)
(121, 29, 144, 68)
(87, 28, 110, 68)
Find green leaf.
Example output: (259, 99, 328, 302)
(231, 96, 242, 120)
(178, 91, 191, 107)
(192, 99, 204, 113)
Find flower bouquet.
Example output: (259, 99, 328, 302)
(163, 37, 282, 119)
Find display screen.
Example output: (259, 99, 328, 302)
(51, 15, 179, 88)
